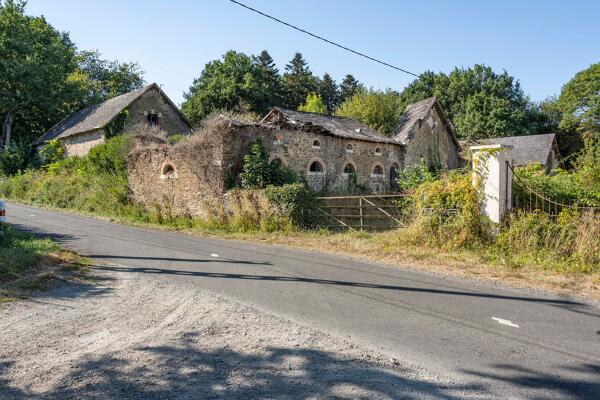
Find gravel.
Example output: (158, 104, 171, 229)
(0, 265, 488, 399)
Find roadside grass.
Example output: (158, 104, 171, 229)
(0, 224, 88, 303)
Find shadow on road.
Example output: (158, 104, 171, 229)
(461, 363, 600, 400)
(84, 254, 273, 266)
(0, 331, 486, 399)
(92, 264, 586, 307)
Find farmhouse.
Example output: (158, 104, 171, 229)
(394, 97, 462, 170)
(33, 83, 192, 157)
(472, 133, 560, 172)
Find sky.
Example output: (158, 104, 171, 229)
(25, 0, 600, 106)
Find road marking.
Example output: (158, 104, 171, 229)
(211, 253, 219, 258)
(492, 317, 519, 328)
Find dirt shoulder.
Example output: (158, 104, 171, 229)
(0, 264, 486, 399)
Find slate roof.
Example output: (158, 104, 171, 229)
(34, 83, 190, 145)
(394, 97, 460, 148)
(260, 107, 399, 144)
(474, 133, 559, 167)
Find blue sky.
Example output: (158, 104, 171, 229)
(26, 0, 600, 106)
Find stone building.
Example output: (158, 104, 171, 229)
(394, 97, 461, 170)
(33, 83, 192, 157)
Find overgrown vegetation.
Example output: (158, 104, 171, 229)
(0, 223, 85, 302)
(239, 139, 297, 189)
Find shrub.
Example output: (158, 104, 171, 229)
(39, 139, 65, 165)
(239, 139, 296, 189)
(264, 183, 318, 228)
(395, 159, 437, 192)
(410, 172, 491, 249)
(0, 142, 32, 175)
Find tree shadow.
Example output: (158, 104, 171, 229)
(461, 362, 600, 400)
(0, 331, 487, 400)
(91, 264, 587, 307)
(7, 222, 78, 246)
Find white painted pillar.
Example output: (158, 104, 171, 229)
(470, 144, 512, 223)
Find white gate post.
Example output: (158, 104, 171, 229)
(470, 144, 512, 223)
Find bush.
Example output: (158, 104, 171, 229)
(264, 183, 318, 228)
(395, 160, 437, 192)
(0, 142, 32, 175)
(410, 172, 491, 249)
(239, 139, 296, 189)
(39, 139, 64, 165)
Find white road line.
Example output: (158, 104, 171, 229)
(210, 253, 219, 258)
(492, 317, 519, 328)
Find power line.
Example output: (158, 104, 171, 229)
(228, 0, 419, 78)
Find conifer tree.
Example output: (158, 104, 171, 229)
(319, 73, 341, 114)
(282, 52, 318, 109)
(255, 50, 283, 111)
(340, 74, 362, 102)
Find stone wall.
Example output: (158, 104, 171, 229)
(403, 106, 460, 170)
(62, 129, 106, 157)
(125, 87, 191, 136)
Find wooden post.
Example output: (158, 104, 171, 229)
(359, 197, 364, 230)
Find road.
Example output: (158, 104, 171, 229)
(5, 203, 600, 399)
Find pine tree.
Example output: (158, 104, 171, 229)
(319, 73, 341, 114)
(254, 50, 283, 111)
(282, 52, 318, 109)
(340, 74, 361, 101)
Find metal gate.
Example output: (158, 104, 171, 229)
(315, 194, 410, 231)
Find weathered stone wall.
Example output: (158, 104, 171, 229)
(125, 87, 191, 136)
(263, 129, 404, 193)
(127, 135, 225, 217)
(403, 107, 460, 170)
(62, 129, 106, 157)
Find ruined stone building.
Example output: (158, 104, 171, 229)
(126, 99, 464, 217)
(33, 83, 192, 157)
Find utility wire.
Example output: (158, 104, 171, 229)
(228, 0, 419, 77)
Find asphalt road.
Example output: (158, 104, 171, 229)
(6, 203, 600, 399)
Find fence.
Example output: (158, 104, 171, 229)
(509, 163, 600, 217)
(315, 194, 410, 231)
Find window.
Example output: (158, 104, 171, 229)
(161, 163, 176, 179)
(345, 144, 354, 154)
(312, 139, 321, 149)
(372, 165, 384, 176)
(309, 161, 323, 173)
(375, 147, 382, 156)
(273, 133, 284, 145)
(343, 163, 355, 174)
(147, 113, 160, 127)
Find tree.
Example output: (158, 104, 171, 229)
(68, 50, 145, 109)
(335, 88, 403, 135)
(318, 73, 341, 113)
(340, 74, 361, 101)
(557, 62, 600, 134)
(182, 51, 261, 124)
(398, 65, 534, 140)
(282, 52, 318, 110)
(0, 0, 78, 148)
(298, 93, 326, 114)
(253, 50, 283, 113)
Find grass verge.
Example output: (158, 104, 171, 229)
(0, 223, 88, 303)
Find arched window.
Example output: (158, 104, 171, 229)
(343, 163, 355, 174)
(312, 139, 321, 149)
(161, 163, 176, 179)
(345, 143, 354, 153)
(309, 161, 323, 173)
(375, 147, 382, 156)
(372, 165, 384, 176)
(273, 133, 284, 145)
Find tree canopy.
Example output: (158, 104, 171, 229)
(282, 52, 318, 110)
(335, 88, 403, 135)
(318, 73, 341, 113)
(556, 62, 600, 134)
(398, 65, 534, 140)
(298, 93, 326, 114)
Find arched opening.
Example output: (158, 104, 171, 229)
(343, 163, 356, 174)
(372, 165, 384, 176)
(161, 163, 176, 179)
(390, 163, 400, 190)
(312, 139, 321, 149)
(375, 147, 382, 156)
(273, 133, 284, 145)
(345, 143, 354, 153)
(309, 161, 323, 173)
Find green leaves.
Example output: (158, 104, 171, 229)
(335, 88, 403, 135)
(557, 62, 600, 134)
(239, 139, 296, 189)
(298, 93, 326, 114)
